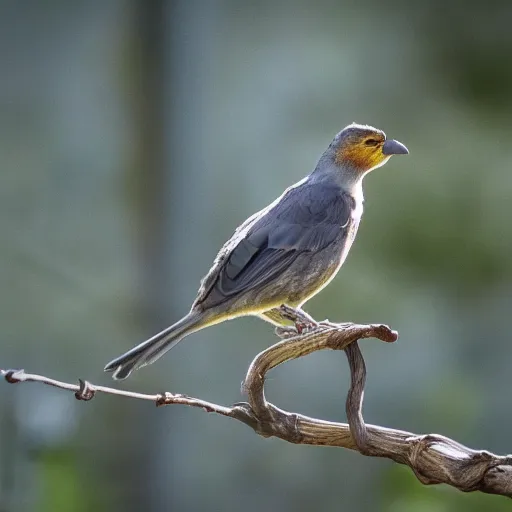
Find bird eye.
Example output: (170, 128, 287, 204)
(365, 139, 379, 146)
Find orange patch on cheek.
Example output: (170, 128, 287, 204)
(335, 146, 385, 170)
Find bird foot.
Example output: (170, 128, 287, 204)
(274, 319, 318, 339)
(294, 320, 317, 335)
(275, 325, 298, 339)
(272, 305, 319, 337)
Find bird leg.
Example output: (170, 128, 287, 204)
(277, 305, 318, 335)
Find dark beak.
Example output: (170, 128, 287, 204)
(382, 139, 409, 155)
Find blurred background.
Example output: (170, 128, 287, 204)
(1, 1, 512, 511)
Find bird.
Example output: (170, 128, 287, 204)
(104, 123, 408, 380)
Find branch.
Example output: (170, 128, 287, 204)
(2, 306, 511, 498)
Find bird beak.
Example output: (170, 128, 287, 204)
(382, 139, 409, 155)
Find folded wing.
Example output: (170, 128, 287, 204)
(195, 182, 354, 307)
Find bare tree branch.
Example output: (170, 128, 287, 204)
(2, 305, 511, 498)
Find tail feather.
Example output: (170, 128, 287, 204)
(104, 311, 204, 380)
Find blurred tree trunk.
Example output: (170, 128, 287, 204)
(119, 1, 173, 510)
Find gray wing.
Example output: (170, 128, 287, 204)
(194, 182, 354, 308)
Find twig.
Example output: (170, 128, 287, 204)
(2, 306, 511, 497)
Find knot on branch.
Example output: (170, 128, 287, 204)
(408, 434, 511, 493)
(3, 369, 24, 384)
(75, 379, 96, 401)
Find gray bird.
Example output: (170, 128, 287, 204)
(104, 123, 408, 379)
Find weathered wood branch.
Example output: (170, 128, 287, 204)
(2, 305, 511, 497)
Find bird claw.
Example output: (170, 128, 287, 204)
(294, 320, 318, 335)
(276, 305, 319, 335)
(275, 319, 318, 338)
(275, 325, 298, 339)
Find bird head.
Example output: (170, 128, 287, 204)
(333, 123, 408, 173)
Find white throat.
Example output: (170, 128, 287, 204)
(347, 178, 365, 221)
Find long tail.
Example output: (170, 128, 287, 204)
(104, 310, 206, 380)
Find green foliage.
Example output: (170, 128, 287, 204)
(381, 465, 511, 512)
(38, 448, 88, 512)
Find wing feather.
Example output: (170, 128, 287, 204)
(194, 181, 355, 307)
